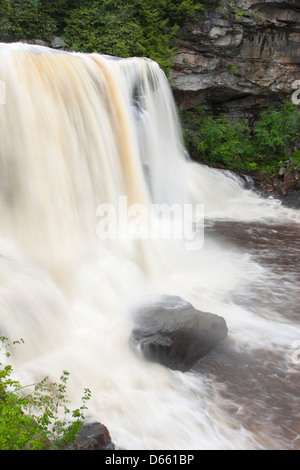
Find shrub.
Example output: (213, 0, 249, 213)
(197, 115, 254, 169)
(180, 107, 255, 170)
(253, 101, 300, 164)
(0, 337, 91, 450)
(180, 102, 300, 172)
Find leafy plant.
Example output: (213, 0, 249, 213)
(0, 337, 91, 450)
(180, 107, 255, 170)
(180, 102, 300, 172)
(198, 115, 254, 169)
(253, 101, 300, 163)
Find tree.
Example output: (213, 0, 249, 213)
(130, 0, 203, 73)
(132, 1, 179, 73)
(63, 0, 204, 73)
(2, 0, 206, 73)
(39, 0, 70, 32)
(0, 0, 14, 41)
(11, 0, 56, 41)
(64, 2, 145, 57)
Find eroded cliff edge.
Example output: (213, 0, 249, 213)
(171, 0, 300, 121)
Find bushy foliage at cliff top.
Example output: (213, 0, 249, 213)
(181, 102, 300, 172)
(0, 0, 214, 74)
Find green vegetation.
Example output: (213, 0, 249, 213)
(0, 337, 91, 450)
(180, 102, 300, 173)
(0, 0, 210, 73)
(253, 102, 300, 167)
(63, 2, 146, 60)
(0, 0, 14, 41)
(11, 0, 56, 42)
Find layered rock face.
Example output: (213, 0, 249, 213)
(171, 0, 300, 120)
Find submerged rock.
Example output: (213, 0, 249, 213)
(130, 295, 228, 372)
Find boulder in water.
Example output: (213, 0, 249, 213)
(130, 295, 228, 372)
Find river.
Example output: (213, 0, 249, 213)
(0, 42, 299, 450)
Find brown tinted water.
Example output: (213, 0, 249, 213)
(195, 220, 300, 450)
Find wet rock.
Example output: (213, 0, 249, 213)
(19, 39, 49, 47)
(51, 36, 66, 49)
(34, 39, 49, 47)
(240, 173, 254, 189)
(235, 164, 300, 204)
(284, 170, 298, 184)
(130, 295, 228, 372)
(279, 180, 293, 196)
(284, 193, 300, 209)
(68, 421, 115, 450)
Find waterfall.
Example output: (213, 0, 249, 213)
(0, 43, 299, 450)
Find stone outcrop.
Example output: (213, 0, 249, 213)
(19, 36, 66, 50)
(130, 295, 228, 372)
(67, 421, 115, 450)
(171, 0, 300, 120)
(51, 36, 67, 50)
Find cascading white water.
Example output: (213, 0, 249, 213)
(0, 43, 299, 450)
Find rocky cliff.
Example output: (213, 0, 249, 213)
(171, 0, 300, 121)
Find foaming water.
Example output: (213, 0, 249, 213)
(0, 43, 299, 450)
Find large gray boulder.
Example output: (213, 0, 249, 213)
(130, 295, 228, 372)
